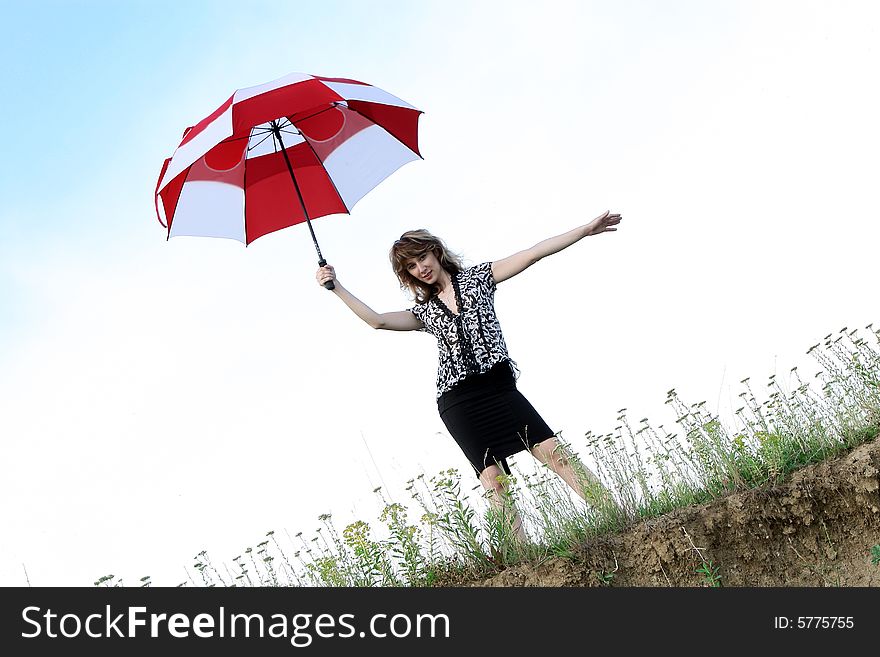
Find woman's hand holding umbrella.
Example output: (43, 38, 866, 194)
(316, 264, 337, 289)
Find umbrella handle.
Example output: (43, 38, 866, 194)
(318, 258, 335, 290)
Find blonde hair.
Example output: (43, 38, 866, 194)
(389, 229, 464, 303)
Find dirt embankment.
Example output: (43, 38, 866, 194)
(448, 437, 880, 587)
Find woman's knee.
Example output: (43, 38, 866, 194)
(478, 464, 508, 493)
(532, 437, 567, 469)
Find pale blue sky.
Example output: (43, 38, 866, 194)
(1, 1, 878, 586)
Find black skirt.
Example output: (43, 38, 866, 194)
(437, 360, 555, 476)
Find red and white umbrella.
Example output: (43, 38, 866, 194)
(155, 72, 422, 286)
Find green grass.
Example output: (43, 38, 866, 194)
(94, 324, 880, 587)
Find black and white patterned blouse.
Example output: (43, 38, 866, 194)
(410, 262, 516, 397)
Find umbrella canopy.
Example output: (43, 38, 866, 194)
(155, 72, 422, 248)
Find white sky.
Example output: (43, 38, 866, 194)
(1, 0, 878, 586)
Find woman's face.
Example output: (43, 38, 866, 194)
(404, 250, 442, 285)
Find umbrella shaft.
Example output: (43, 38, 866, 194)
(271, 122, 324, 262)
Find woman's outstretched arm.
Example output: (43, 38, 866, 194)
(491, 210, 622, 284)
(316, 264, 424, 331)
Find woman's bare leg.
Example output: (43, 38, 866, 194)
(530, 437, 619, 512)
(479, 464, 527, 543)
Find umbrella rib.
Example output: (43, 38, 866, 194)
(276, 121, 302, 139)
(291, 115, 351, 214)
(224, 113, 325, 151)
(245, 129, 306, 155)
(222, 131, 265, 144)
(287, 103, 341, 126)
(221, 125, 282, 147)
(248, 135, 271, 153)
(248, 132, 275, 152)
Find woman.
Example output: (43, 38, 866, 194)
(316, 210, 623, 541)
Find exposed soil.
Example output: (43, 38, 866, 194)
(437, 436, 880, 587)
